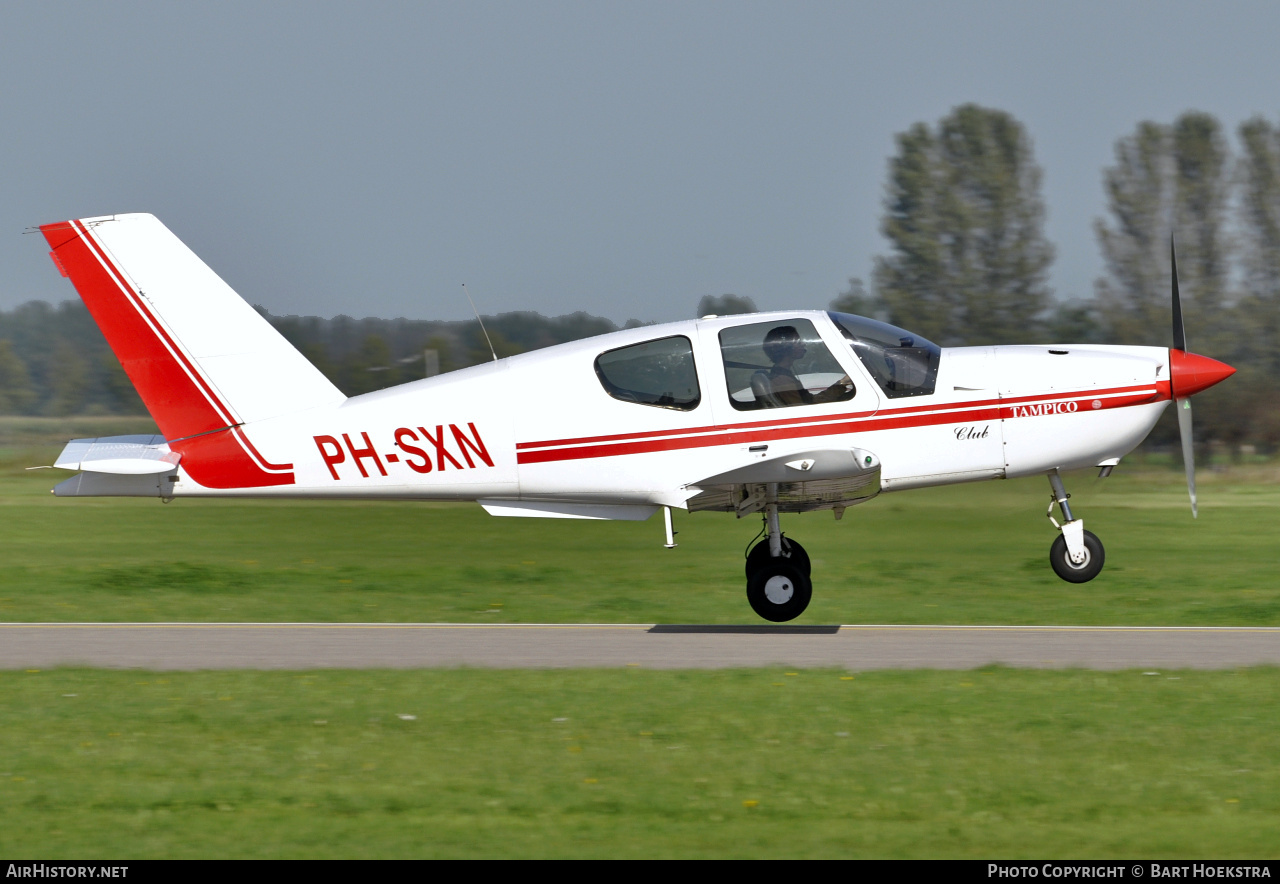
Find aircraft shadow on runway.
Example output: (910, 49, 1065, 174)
(647, 625, 841, 635)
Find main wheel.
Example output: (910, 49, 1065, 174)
(1049, 530, 1105, 583)
(746, 560, 813, 622)
(745, 537, 811, 577)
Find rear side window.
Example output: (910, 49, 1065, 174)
(594, 336, 701, 411)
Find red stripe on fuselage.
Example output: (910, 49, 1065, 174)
(40, 220, 294, 488)
(515, 384, 1168, 465)
(515, 383, 1165, 452)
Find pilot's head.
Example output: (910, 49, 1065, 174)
(763, 326, 805, 363)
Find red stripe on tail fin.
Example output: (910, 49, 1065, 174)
(41, 219, 293, 488)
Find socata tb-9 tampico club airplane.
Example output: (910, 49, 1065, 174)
(39, 213, 1235, 622)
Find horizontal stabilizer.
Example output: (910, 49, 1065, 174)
(54, 435, 180, 475)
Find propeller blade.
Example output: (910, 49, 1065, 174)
(1176, 396, 1197, 518)
(1171, 237, 1186, 352)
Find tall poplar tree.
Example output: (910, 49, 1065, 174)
(873, 104, 1054, 346)
(1094, 112, 1231, 347)
(1238, 117, 1280, 371)
(1234, 117, 1280, 447)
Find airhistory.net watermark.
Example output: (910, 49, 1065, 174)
(6, 866, 128, 878)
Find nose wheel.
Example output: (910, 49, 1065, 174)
(744, 496, 813, 621)
(1046, 470, 1106, 583)
(1049, 529, 1105, 582)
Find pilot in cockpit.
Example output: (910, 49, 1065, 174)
(757, 325, 854, 407)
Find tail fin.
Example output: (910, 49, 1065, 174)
(41, 213, 346, 488)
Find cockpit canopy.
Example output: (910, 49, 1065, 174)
(827, 312, 940, 399)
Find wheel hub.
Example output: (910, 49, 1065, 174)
(1064, 547, 1091, 570)
(763, 574, 794, 604)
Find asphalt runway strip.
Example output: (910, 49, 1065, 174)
(0, 623, 1277, 670)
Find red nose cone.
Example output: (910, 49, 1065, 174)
(1170, 349, 1235, 398)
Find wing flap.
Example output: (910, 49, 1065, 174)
(479, 500, 658, 521)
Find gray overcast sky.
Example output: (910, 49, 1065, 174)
(3, 1, 1278, 324)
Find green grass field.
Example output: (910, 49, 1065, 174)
(2, 667, 1278, 859)
(3, 419, 1278, 858)
(2, 418, 1277, 625)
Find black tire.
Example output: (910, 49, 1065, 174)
(746, 560, 813, 622)
(745, 537, 811, 577)
(1049, 530, 1105, 583)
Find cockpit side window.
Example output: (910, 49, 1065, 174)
(594, 335, 701, 411)
(718, 318, 856, 411)
(828, 312, 940, 398)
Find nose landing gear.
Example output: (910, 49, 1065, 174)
(744, 493, 813, 622)
(1046, 470, 1105, 583)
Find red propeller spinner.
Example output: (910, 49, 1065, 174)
(1169, 349, 1235, 399)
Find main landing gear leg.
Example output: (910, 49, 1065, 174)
(744, 485, 813, 622)
(1046, 469, 1105, 583)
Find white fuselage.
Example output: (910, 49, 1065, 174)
(168, 311, 1171, 509)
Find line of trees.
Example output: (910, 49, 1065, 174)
(0, 300, 143, 416)
(2, 105, 1277, 451)
(0, 302, 637, 414)
(268, 310, 632, 395)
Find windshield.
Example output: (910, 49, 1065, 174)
(827, 312, 940, 399)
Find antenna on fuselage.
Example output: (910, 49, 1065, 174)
(461, 283, 498, 362)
